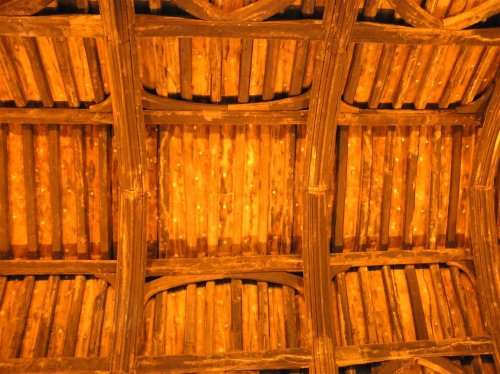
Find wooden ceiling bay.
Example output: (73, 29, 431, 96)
(0, 0, 498, 373)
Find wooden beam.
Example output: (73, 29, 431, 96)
(0, 260, 116, 275)
(99, 0, 147, 372)
(470, 80, 500, 367)
(302, 0, 359, 372)
(352, 22, 500, 45)
(136, 349, 312, 373)
(0, 108, 113, 124)
(335, 337, 494, 366)
(134, 16, 324, 39)
(0, 248, 472, 276)
(144, 110, 308, 125)
(0, 15, 103, 37)
(0, 107, 482, 127)
(0, 357, 109, 373)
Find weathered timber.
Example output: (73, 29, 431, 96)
(136, 348, 312, 373)
(386, 0, 442, 28)
(134, 16, 324, 39)
(0, 124, 9, 259)
(149, 110, 293, 128)
(302, 1, 365, 371)
(99, 0, 148, 372)
(0, 109, 113, 124)
(352, 23, 500, 45)
(0, 249, 472, 276)
(0, 260, 116, 275)
(48, 125, 63, 259)
(22, 124, 38, 259)
(470, 80, 500, 366)
(0, 15, 104, 37)
(0, 357, 109, 373)
(335, 336, 494, 366)
(0, 0, 51, 15)
(0, 107, 484, 127)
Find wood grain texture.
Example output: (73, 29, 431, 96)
(99, 0, 148, 372)
(470, 80, 500, 366)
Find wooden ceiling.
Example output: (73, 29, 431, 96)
(0, 0, 499, 373)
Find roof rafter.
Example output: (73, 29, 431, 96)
(99, 0, 147, 372)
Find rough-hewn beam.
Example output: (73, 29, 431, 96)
(0, 107, 484, 127)
(335, 337, 494, 366)
(136, 349, 312, 373)
(0, 248, 473, 276)
(470, 80, 500, 367)
(99, 0, 147, 372)
(0, 260, 116, 275)
(0, 358, 109, 373)
(135, 16, 324, 39)
(302, 1, 359, 373)
(0, 15, 103, 37)
(352, 22, 500, 45)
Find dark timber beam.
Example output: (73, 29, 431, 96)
(0, 107, 483, 126)
(0, 248, 473, 276)
(352, 22, 500, 45)
(302, 1, 359, 373)
(99, 0, 147, 372)
(470, 80, 500, 367)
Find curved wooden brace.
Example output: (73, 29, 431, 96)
(142, 89, 310, 111)
(0, 0, 51, 15)
(446, 261, 477, 287)
(339, 83, 493, 114)
(144, 271, 304, 302)
(89, 95, 113, 113)
(456, 84, 494, 113)
(169, 0, 296, 21)
(416, 357, 466, 374)
(94, 273, 116, 288)
(385, 0, 443, 28)
(372, 360, 411, 373)
(330, 265, 351, 279)
(443, 1, 500, 30)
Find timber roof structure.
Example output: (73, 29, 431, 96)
(0, 0, 499, 373)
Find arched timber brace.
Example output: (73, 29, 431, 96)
(470, 80, 500, 367)
(302, 0, 359, 373)
(99, 0, 147, 372)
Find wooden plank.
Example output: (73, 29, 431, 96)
(0, 260, 116, 275)
(352, 23, 500, 46)
(335, 336, 494, 366)
(136, 348, 312, 373)
(23, 37, 53, 107)
(9, 276, 35, 357)
(0, 36, 26, 107)
(22, 124, 38, 259)
(135, 16, 324, 39)
(53, 37, 80, 108)
(0, 15, 104, 37)
(0, 357, 109, 373)
(33, 276, 60, 357)
(99, 0, 148, 372)
(0, 124, 10, 259)
(48, 125, 63, 259)
(446, 126, 463, 248)
(62, 275, 86, 356)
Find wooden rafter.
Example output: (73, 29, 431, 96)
(302, 1, 360, 373)
(470, 80, 500, 367)
(99, 0, 147, 372)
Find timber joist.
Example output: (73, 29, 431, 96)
(0, 0, 499, 373)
